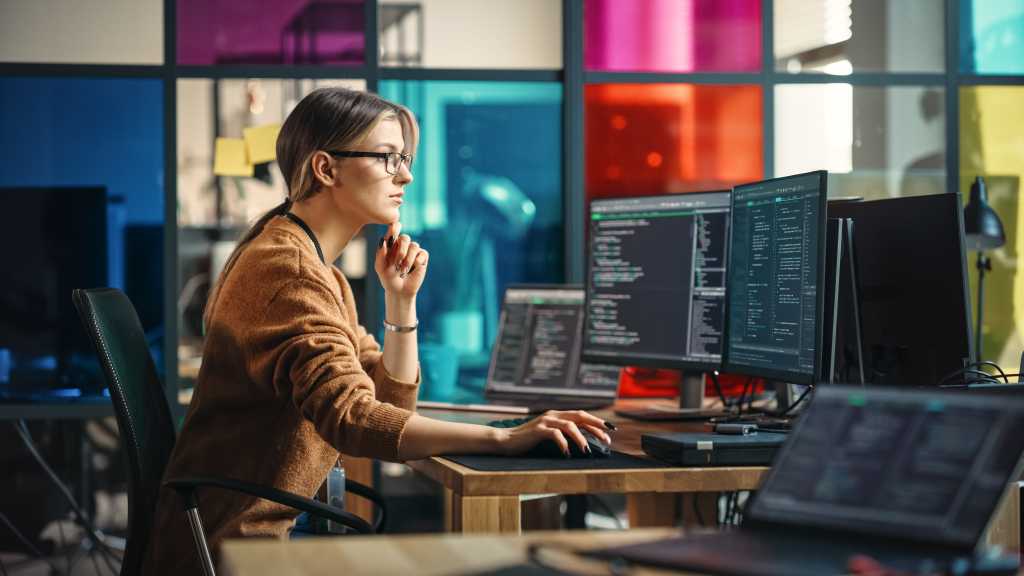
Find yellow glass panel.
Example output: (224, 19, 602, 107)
(960, 86, 1024, 367)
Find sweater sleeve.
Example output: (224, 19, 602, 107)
(245, 277, 413, 461)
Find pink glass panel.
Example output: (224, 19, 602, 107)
(585, 0, 761, 72)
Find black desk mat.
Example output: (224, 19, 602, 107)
(443, 451, 669, 472)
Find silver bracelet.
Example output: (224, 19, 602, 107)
(383, 318, 419, 333)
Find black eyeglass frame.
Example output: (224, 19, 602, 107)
(326, 150, 413, 176)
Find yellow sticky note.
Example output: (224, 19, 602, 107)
(243, 123, 281, 165)
(213, 138, 253, 177)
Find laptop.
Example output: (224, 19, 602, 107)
(422, 285, 620, 414)
(589, 386, 1024, 576)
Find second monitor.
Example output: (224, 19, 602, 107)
(583, 190, 731, 370)
(723, 170, 828, 386)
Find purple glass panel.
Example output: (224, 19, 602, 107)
(178, 0, 365, 65)
(585, 0, 761, 73)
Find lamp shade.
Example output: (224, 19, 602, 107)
(963, 176, 1006, 251)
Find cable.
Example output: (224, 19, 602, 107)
(12, 421, 122, 571)
(709, 371, 729, 412)
(938, 368, 1001, 387)
(937, 362, 1009, 387)
(0, 511, 66, 576)
(778, 386, 813, 417)
(733, 377, 753, 415)
(970, 360, 1009, 383)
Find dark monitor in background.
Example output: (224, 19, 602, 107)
(0, 187, 108, 399)
(723, 171, 828, 387)
(123, 224, 164, 339)
(582, 190, 731, 370)
(828, 193, 973, 386)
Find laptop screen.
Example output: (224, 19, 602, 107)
(748, 386, 1024, 548)
(487, 286, 620, 399)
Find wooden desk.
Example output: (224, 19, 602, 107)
(407, 402, 769, 534)
(221, 528, 686, 576)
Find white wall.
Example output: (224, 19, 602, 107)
(0, 0, 163, 64)
(380, 0, 561, 68)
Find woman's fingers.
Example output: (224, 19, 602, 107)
(408, 250, 428, 276)
(390, 234, 412, 270)
(580, 423, 611, 445)
(537, 424, 570, 456)
(398, 242, 421, 275)
(543, 417, 589, 453)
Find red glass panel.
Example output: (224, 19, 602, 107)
(585, 84, 763, 201)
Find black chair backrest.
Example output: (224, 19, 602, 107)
(73, 288, 177, 576)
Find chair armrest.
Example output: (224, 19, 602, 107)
(344, 479, 387, 532)
(164, 476, 373, 534)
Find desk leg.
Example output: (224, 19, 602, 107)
(343, 456, 375, 525)
(984, 483, 1020, 552)
(627, 493, 679, 528)
(444, 488, 521, 534)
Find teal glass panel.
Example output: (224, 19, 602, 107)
(378, 81, 564, 403)
(961, 0, 1024, 74)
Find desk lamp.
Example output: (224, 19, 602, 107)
(963, 176, 1005, 360)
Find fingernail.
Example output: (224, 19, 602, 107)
(604, 421, 617, 431)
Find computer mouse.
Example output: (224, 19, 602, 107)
(526, 430, 611, 459)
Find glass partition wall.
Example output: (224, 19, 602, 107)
(2, 0, 1020, 407)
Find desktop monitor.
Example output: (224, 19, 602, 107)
(723, 171, 828, 385)
(828, 193, 973, 386)
(582, 190, 731, 371)
(0, 187, 108, 398)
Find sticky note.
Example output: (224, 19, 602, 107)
(243, 123, 281, 165)
(213, 138, 253, 177)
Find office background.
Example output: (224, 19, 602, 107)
(0, 0, 1022, 410)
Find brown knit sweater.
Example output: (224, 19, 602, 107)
(143, 216, 419, 575)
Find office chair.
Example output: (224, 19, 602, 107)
(73, 288, 386, 576)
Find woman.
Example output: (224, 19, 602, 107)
(144, 88, 610, 574)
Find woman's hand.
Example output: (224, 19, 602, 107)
(375, 221, 428, 298)
(496, 410, 612, 457)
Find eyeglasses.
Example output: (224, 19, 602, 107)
(326, 150, 413, 176)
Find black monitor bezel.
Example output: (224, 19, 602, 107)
(721, 170, 829, 385)
(581, 189, 731, 372)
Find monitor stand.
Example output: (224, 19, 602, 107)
(613, 372, 729, 421)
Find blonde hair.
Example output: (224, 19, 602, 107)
(205, 88, 419, 327)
